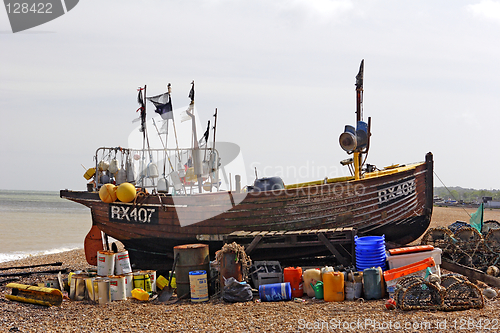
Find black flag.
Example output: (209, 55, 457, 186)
(147, 92, 173, 120)
(199, 120, 210, 145)
(136, 87, 146, 132)
(188, 80, 195, 104)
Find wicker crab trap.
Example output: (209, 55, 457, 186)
(421, 220, 500, 271)
(394, 274, 484, 311)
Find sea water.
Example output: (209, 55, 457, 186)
(0, 189, 92, 263)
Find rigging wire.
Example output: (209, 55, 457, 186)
(433, 171, 472, 219)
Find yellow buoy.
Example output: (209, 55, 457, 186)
(116, 182, 137, 203)
(99, 184, 117, 203)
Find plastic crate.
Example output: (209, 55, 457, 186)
(386, 248, 442, 269)
(250, 261, 283, 289)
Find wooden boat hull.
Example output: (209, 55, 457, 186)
(61, 153, 433, 270)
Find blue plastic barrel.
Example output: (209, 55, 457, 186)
(355, 235, 386, 271)
(258, 282, 292, 302)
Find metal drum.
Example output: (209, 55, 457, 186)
(219, 251, 242, 286)
(173, 244, 210, 298)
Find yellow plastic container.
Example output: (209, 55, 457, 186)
(156, 275, 168, 290)
(84, 167, 96, 180)
(156, 275, 176, 290)
(323, 271, 344, 302)
(131, 288, 149, 301)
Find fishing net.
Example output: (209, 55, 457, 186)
(440, 274, 468, 288)
(420, 227, 459, 260)
(394, 274, 484, 311)
(482, 220, 500, 235)
(442, 280, 484, 311)
(421, 227, 489, 269)
(395, 277, 443, 311)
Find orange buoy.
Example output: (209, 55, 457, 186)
(116, 182, 136, 203)
(99, 184, 117, 203)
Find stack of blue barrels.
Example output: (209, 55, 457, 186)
(355, 235, 386, 271)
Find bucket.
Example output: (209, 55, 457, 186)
(97, 251, 115, 276)
(284, 267, 303, 298)
(94, 277, 111, 305)
(174, 244, 210, 298)
(355, 235, 386, 271)
(133, 272, 152, 294)
(69, 274, 87, 301)
(189, 270, 209, 302)
(345, 281, 362, 300)
(363, 267, 382, 300)
(109, 275, 126, 301)
(323, 271, 344, 302)
(115, 251, 132, 275)
(123, 273, 134, 297)
(219, 251, 243, 287)
(259, 282, 292, 302)
(145, 270, 157, 293)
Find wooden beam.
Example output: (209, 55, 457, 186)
(441, 259, 500, 288)
(245, 235, 263, 255)
(0, 262, 63, 271)
(317, 232, 350, 266)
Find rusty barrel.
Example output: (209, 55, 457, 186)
(219, 251, 242, 287)
(173, 244, 210, 298)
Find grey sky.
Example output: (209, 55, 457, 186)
(1, 0, 499, 191)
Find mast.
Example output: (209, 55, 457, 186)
(354, 60, 364, 180)
(186, 81, 203, 193)
(210, 108, 218, 192)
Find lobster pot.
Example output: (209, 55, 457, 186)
(109, 275, 127, 301)
(145, 270, 157, 293)
(97, 251, 115, 276)
(133, 272, 152, 294)
(115, 251, 132, 275)
(189, 270, 208, 302)
(123, 273, 134, 297)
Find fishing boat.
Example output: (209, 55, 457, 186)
(61, 61, 434, 270)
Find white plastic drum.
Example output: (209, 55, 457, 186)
(115, 251, 132, 275)
(109, 275, 127, 301)
(97, 251, 115, 276)
(189, 270, 208, 302)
